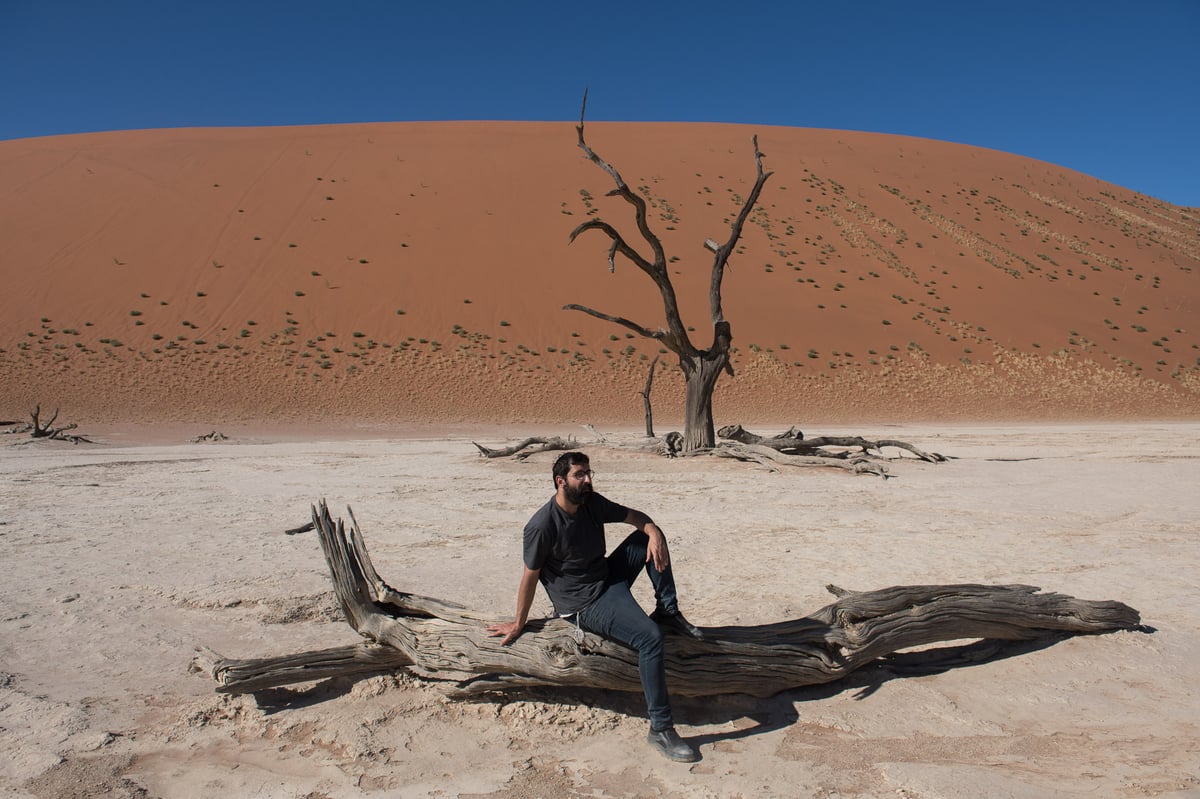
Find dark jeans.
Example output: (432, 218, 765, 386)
(576, 531, 680, 730)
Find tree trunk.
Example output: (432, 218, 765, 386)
(681, 323, 732, 451)
(682, 354, 724, 451)
(194, 502, 1144, 699)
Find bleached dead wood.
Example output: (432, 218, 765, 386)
(194, 502, 1142, 699)
(472, 425, 943, 476)
(718, 424, 947, 463)
(472, 436, 577, 460)
(705, 443, 890, 476)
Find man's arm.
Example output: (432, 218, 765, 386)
(485, 566, 541, 645)
(625, 508, 670, 572)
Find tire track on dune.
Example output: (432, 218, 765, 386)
(197, 139, 345, 335)
(21, 151, 157, 275)
(3, 149, 81, 196)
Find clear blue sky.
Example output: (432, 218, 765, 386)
(4, 1, 1198, 207)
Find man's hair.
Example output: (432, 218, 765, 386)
(552, 451, 589, 487)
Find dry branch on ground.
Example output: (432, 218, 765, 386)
(472, 436, 579, 460)
(717, 425, 947, 463)
(194, 502, 1142, 700)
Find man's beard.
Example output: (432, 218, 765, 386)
(563, 483, 593, 505)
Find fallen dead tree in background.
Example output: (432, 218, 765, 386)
(472, 436, 579, 460)
(716, 425, 946, 463)
(473, 425, 947, 476)
(701, 425, 949, 476)
(194, 502, 1142, 699)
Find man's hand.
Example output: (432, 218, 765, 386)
(486, 621, 523, 646)
(645, 524, 671, 572)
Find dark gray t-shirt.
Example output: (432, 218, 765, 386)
(523, 492, 630, 615)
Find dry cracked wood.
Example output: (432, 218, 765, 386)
(194, 502, 1142, 699)
(472, 436, 578, 460)
(718, 424, 947, 463)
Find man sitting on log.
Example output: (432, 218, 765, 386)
(486, 451, 705, 763)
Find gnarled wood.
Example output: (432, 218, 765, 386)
(718, 424, 947, 464)
(472, 436, 577, 460)
(195, 502, 1142, 699)
(705, 443, 890, 476)
(193, 643, 412, 694)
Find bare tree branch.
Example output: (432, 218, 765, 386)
(708, 136, 773, 329)
(641, 354, 661, 438)
(568, 219, 653, 273)
(472, 436, 577, 460)
(562, 303, 663, 340)
(575, 90, 667, 275)
(573, 93, 694, 358)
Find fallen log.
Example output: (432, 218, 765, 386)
(194, 502, 1142, 699)
(718, 424, 946, 463)
(472, 436, 577, 459)
(704, 443, 890, 476)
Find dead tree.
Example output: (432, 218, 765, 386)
(718, 425, 947, 463)
(565, 91, 772, 452)
(473, 436, 578, 460)
(640, 354, 661, 437)
(193, 502, 1142, 700)
(7, 405, 93, 444)
(30, 404, 61, 438)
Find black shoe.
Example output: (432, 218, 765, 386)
(647, 727, 699, 762)
(651, 608, 704, 640)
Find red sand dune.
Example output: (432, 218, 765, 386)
(1, 122, 1197, 427)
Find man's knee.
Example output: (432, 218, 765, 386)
(631, 617, 664, 653)
(623, 530, 649, 554)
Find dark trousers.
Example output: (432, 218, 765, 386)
(576, 531, 680, 730)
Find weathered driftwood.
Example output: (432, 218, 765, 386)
(472, 425, 944, 476)
(705, 443, 891, 476)
(472, 436, 578, 460)
(194, 502, 1142, 699)
(718, 424, 947, 463)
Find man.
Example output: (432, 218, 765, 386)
(486, 451, 704, 762)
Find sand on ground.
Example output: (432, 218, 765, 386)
(1, 423, 1198, 798)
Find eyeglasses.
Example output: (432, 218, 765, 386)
(569, 470, 595, 481)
